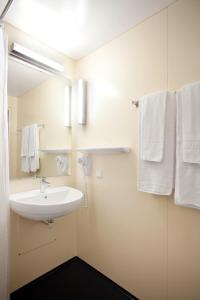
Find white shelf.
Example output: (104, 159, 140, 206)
(40, 148, 71, 154)
(76, 147, 130, 155)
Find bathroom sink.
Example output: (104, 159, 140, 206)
(10, 186, 83, 222)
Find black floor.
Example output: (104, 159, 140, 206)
(11, 257, 138, 300)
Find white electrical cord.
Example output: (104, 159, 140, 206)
(81, 171, 89, 208)
(78, 155, 92, 208)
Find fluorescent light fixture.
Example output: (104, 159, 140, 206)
(9, 43, 64, 74)
(77, 79, 87, 125)
(64, 85, 71, 127)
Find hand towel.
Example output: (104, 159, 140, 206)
(28, 124, 40, 172)
(175, 90, 200, 209)
(138, 91, 176, 195)
(56, 155, 69, 173)
(21, 126, 29, 157)
(21, 126, 30, 173)
(181, 81, 200, 163)
(141, 91, 167, 162)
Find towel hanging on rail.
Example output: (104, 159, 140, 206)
(137, 91, 176, 195)
(140, 91, 167, 162)
(175, 82, 200, 209)
(21, 124, 40, 173)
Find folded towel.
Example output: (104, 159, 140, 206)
(29, 124, 40, 172)
(138, 91, 176, 195)
(28, 124, 37, 157)
(175, 90, 200, 209)
(56, 155, 69, 173)
(21, 126, 29, 157)
(21, 126, 30, 173)
(20, 124, 40, 173)
(141, 91, 167, 162)
(181, 82, 200, 163)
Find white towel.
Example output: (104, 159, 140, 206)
(21, 126, 29, 157)
(141, 91, 167, 162)
(181, 82, 200, 163)
(56, 155, 69, 173)
(138, 91, 176, 195)
(29, 124, 40, 172)
(175, 90, 200, 209)
(21, 126, 30, 173)
(20, 124, 40, 173)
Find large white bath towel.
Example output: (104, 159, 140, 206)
(181, 82, 200, 164)
(21, 126, 30, 173)
(21, 124, 40, 173)
(29, 124, 40, 172)
(175, 89, 200, 209)
(140, 91, 167, 162)
(138, 91, 176, 195)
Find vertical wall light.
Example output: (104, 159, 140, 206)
(77, 79, 87, 125)
(64, 85, 71, 127)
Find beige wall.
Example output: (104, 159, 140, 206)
(8, 0, 200, 299)
(75, 1, 200, 300)
(167, 1, 200, 299)
(7, 24, 77, 292)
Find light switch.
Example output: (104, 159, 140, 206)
(96, 169, 103, 179)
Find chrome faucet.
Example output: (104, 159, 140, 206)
(40, 177, 50, 193)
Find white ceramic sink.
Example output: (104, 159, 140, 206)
(10, 186, 83, 221)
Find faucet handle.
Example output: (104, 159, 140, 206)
(34, 176, 50, 184)
(42, 177, 50, 184)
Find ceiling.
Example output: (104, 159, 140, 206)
(4, 0, 175, 59)
(8, 58, 50, 97)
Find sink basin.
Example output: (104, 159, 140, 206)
(10, 186, 83, 221)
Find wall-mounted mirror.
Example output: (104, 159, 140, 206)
(8, 56, 71, 180)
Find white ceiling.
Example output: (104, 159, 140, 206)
(8, 58, 50, 97)
(4, 0, 175, 59)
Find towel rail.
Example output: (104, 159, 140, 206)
(17, 124, 45, 132)
(131, 100, 139, 107)
(131, 91, 177, 108)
